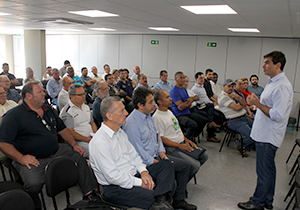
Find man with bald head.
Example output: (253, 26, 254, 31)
(93, 81, 109, 128)
(57, 76, 73, 110)
(131, 66, 140, 85)
(91, 66, 103, 82)
(0, 86, 17, 123)
(0, 75, 22, 104)
(23, 67, 40, 85)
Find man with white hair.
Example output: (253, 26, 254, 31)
(0, 86, 17, 123)
(0, 75, 22, 104)
(92, 81, 109, 128)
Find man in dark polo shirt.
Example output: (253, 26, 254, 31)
(0, 81, 100, 209)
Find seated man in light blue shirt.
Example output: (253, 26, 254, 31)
(123, 87, 197, 210)
(132, 73, 156, 96)
(153, 70, 174, 93)
(46, 68, 62, 105)
(248, 75, 264, 99)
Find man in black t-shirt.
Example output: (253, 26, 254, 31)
(0, 81, 100, 209)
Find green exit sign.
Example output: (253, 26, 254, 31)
(207, 42, 217, 48)
(151, 40, 159, 45)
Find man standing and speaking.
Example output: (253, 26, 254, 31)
(238, 51, 293, 210)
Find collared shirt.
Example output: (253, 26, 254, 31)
(218, 90, 246, 119)
(57, 89, 69, 111)
(80, 75, 94, 93)
(89, 123, 147, 188)
(59, 100, 93, 137)
(153, 109, 184, 144)
(6, 89, 22, 103)
(0, 102, 65, 158)
(23, 75, 40, 85)
(92, 97, 103, 128)
(117, 80, 134, 97)
(233, 89, 248, 113)
(123, 109, 166, 166)
(46, 77, 63, 105)
(69, 75, 83, 85)
(248, 84, 264, 99)
(91, 74, 103, 82)
(251, 72, 293, 148)
(153, 80, 174, 93)
(210, 80, 222, 97)
(0, 100, 17, 117)
(131, 74, 139, 86)
(186, 89, 197, 108)
(169, 86, 190, 116)
(132, 83, 152, 96)
(0, 72, 16, 89)
(191, 83, 212, 104)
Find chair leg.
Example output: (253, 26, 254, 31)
(65, 189, 70, 205)
(40, 191, 46, 210)
(219, 133, 229, 152)
(286, 191, 296, 210)
(285, 182, 296, 201)
(193, 175, 197, 185)
(290, 167, 299, 185)
(290, 156, 300, 175)
(287, 143, 298, 163)
(0, 162, 6, 181)
(52, 197, 58, 210)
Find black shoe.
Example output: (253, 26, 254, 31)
(264, 203, 273, 209)
(173, 200, 197, 210)
(83, 191, 102, 203)
(237, 201, 264, 210)
(150, 201, 174, 210)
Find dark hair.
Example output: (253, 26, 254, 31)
(137, 73, 146, 80)
(174, 71, 184, 79)
(194, 72, 204, 80)
(46, 66, 51, 69)
(264, 51, 286, 70)
(213, 72, 218, 77)
(133, 87, 153, 109)
(160, 70, 167, 76)
(104, 73, 112, 81)
(68, 84, 83, 96)
(81, 67, 87, 72)
(64, 60, 70, 65)
(101, 96, 121, 121)
(103, 64, 109, 69)
(249, 74, 258, 81)
(118, 68, 126, 75)
(205, 69, 213, 75)
(154, 90, 163, 105)
(21, 81, 40, 99)
(124, 68, 129, 73)
(2, 63, 8, 68)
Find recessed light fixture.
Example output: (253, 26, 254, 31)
(0, 12, 12, 16)
(228, 28, 260, 33)
(148, 27, 179, 31)
(59, 29, 82, 32)
(180, 5, 237, 14)
(89, 28, 116, 31)
(68, 10, 119, 17)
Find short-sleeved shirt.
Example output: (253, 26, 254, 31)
(169, 86, 190, 116)
(59, 100, 93, 137)
(57, 89, 69, 111)
(117, 80, 134, 98)
(153, 80, 174, 93)
(69, 75, 83, 85)
(218, 90, 246, 119)
(80, 75, 94, 93)
(0, 102, 66, 158)
(6, 89, 22, 103)
(91, 74, 102, 82)
(0, 100, 17, 116)
(0, 72, 16, 89)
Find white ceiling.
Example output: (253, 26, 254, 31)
(0, 0, 300, 38)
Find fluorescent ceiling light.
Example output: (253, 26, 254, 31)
(148, 27, 179, 31)
(89, 28, 116, 31)
(180, 5, 237, 14)
(59, 29, 82, 32)
(0, 12, 12, 16)
(228, 28, 260, 33)
(68, 10, 119, 17)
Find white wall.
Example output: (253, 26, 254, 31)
(45, 34, 300, 119)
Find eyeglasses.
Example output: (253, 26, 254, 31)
(72, 93, 86, 96)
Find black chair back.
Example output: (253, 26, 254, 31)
(0, 189, 34, 210)
(45, 156, 78, 197)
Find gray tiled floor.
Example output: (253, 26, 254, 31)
(1, 128, 299, 210)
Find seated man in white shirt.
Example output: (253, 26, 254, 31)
(218, 79, 255, 157)
(59, 84, 98, 158)
(89, 96, 175, 210)
(0, 86, 17, 123)
(57, 76, 73, 111)
(153, 90, 208, 180)
(210, 72, 222, 97)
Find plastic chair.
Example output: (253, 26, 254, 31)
(0, 189, 35, 210)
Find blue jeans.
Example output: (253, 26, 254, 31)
(226, 116, 255, 150)
(251, 142, 278, 207)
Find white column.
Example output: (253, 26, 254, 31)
(24, 30, 46, 80)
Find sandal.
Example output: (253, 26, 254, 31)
(236, 146, 249, 157)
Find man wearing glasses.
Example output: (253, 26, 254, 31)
(59, 84, 98, 157)
(92, 81, 109, 128)
(0, 75, 22, 104)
